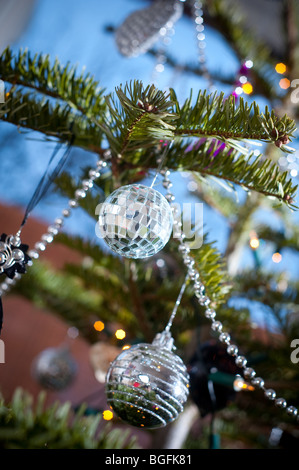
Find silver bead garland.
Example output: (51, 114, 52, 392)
(162, 170, 299, 424)
(0, 152, 110, 297)
(193, 0, 214, 90)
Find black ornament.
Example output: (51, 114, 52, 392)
(0, 233, 31, 334)
(0, 233, 31, 279)
(188, 340, 242, 416)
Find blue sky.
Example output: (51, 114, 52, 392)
(0, 0, 298, 329)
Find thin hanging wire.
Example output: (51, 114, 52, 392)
(164, 273, 189, 333)
(19, 139, 74, 233)
(150, 140, 173, 188)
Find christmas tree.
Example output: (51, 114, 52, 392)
(0, 0, 298, 450)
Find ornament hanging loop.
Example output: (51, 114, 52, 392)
(150, 140, 173, 189)
(153, 273, 189, 351)
(165, 273, 189, 333)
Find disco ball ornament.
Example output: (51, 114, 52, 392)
(105, 331, 189, 429)
(97, 184, 173, 259)
(32, 346, 77, 391)
(115, 0, 183, 57)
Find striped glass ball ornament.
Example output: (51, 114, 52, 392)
(105, 333, 189, 428)
(97, 184, 173, 259)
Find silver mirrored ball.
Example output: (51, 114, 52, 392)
(98, 184, 173, 259)
(105, 338, 189, 428)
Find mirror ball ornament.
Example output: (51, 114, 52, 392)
(105, 331, 189, 429)
(98, 184, 173, 259)
(115, 0, 183, 58)
(32, 346, 77, 391)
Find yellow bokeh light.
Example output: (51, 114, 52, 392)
(275, 63, 287, 74)
(272, 252, 282, 263)
(234, 377, 255, 392)
(94, 320, 105, 332)
(115, 329, 126, 340)
(122, 344, 131, 350)
(250, 237, 260, 249)
(242, 82, 253, 94)
(103, 410, 113, 421)
(279, 78, 290, 89)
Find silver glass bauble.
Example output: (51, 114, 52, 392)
(115, 0, 183, 57)
(97, 184, 173, 259)
(105, 331, 189, 428)
(32, 346, 77, 391)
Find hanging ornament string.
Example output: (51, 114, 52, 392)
(150, 140, 173, 189)
(164, 272, 189, 334)
(19, 135, 75, 233)
(162, 172, 299, 424)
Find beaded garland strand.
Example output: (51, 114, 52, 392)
(161, 168, 299, 424)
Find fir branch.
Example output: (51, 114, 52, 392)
(233, 270, 299, 339)
(0, 88, 104, 152)
(0, 47, 106, 119)
(186, 235, 232, 306)
(190, 173, 240, 219)
(0, 388, 138, 449)
(170, 88, 297, 150)
(204, 0, 281, 99)
(13, 259, 105, 342)
(100, 80, 177, 156)
(256, 224, 299, 252)
(235, 270, 299, 308)
(1, 73, 296, 166)
(0, 63, 296, 207)
(165, 139, 297, 206)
